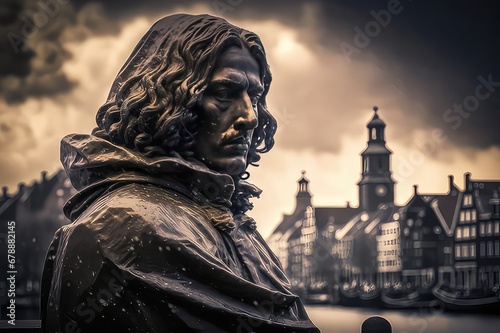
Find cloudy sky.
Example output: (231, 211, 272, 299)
(1, 0, 499, 238)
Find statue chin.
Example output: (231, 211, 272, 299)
(209, 156, 247, 176)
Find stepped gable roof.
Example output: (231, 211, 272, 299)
(427, 193, 461, 235)
(0, 183, 29, 217)
(471, 179, 500, 215)
(0, 170, 68, 217)
(21, 170, 67, 209)
(409, 181, 462, 236)
(0, 193, 20, 217)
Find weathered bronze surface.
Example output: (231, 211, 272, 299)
(41, 14, 319, 332)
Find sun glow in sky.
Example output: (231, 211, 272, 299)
(1, 1, 499, 239)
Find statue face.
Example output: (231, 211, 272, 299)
(194, 46, 263, 175)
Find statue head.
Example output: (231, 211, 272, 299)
(92, 14, 276, 180)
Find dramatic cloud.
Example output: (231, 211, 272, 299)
(1, 0, 75, 103)
(0, 15, 153, 189)
(0, 0, 124, 104)
(310, 1, 500, 150)
(0, 0, 498, 237)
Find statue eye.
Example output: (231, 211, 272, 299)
(214, 89, 233, 101)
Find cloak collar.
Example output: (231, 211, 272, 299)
(60, 134, 261, 222)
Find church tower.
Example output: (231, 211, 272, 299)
(357, 106, 395, 211)
(295, 170, 312, 212)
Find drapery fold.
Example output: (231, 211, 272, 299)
(41, 134, 319, 332)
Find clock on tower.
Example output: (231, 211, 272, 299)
(357, 106, 395, 211)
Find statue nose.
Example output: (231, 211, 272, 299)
(234, 94, 258, 131)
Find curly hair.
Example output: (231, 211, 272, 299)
(92, 15, 277, 214)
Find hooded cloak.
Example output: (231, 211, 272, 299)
(41, 135, 319, 332)
(41, 14, 319, 332)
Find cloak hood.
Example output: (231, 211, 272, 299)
(103, 13, 238, 105)
(60, 133, 261, 221)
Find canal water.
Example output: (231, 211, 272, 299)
(305, 305, 500, 333)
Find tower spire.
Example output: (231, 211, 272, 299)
(295, 170, 312, 211)
(357, 106, 395, 211)
(298, 170, 309, 193)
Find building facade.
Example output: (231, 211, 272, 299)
(268, 107, 500, 310)
(0, 170, 76, 319)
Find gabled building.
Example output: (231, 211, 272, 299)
(335, 204, 400, 294)
(466, 175, 500, 292)
(269, 106, 398, 298)
(267, 171, 312, 276)
(0, 170, 76, 319)
(398, 179, 458, 295)
(376, 208, 404, 288)
(268, 106, 500, 310)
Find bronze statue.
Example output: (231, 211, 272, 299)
(41, 14, 319, 332)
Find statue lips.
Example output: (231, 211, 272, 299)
(223, 136, 250, 154)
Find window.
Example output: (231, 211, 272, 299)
(463, 194, 472, 206)
(456, 227, 462, 240)
(470, 244, 476, 258)
(472, 210, 477, 222)
(496, 241, 500, 256)
(460, 211, 465, 222)
(487, 222, 493, 236)
(495, 222, 500, 235)
(465, 210, 471, 222)
(480, 223, 485, 236)
(487, 241, 493, 256)
(471, 226, 476, 239)
(462, 244, 469, 258)
(480, 242, 485, 257)
(463, 227, 470, 239)
(455, 245, 461, 259)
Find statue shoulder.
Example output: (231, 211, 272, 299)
(72, 182, 221, 243)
